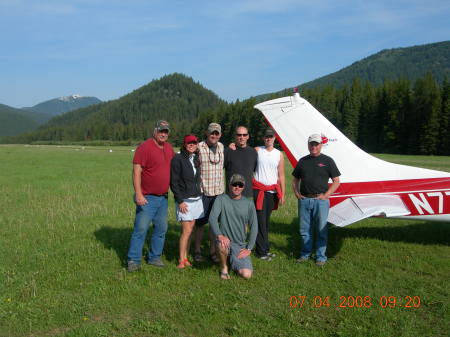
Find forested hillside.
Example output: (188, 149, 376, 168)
(0, 104, 39, 137)
(6, 73, 224, 145)
(257, 41, 450, 102)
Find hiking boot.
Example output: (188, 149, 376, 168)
(315, 260, 326, 267)
(127, 261, 141, 272)
(267, 252, 276, 258)
(147, 258, 165, 267)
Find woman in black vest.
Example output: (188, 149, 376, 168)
(170, 134, 203, 268)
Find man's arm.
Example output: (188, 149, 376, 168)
(133, 164, 147, 205)
(208, 196, 230, 249)
(319, 176, 340, 200)
(292, 177, 302, 199)
(277, 152, 286, 205)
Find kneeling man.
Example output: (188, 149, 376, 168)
(209, 174, 258, 279)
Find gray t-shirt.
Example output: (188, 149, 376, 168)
(209, 193, 258, 250)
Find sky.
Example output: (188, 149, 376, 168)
(0, 0, 449, 108)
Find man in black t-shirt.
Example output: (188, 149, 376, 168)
(291, 134, 340, 266)
(224, 126, 258, 198)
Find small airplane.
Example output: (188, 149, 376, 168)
(254, 90, 450, 227)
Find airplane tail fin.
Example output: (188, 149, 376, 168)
(254, 92, 450, 182)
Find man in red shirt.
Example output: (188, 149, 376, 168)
(127, 120, 175, 272)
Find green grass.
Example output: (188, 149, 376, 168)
(0, 145, 449, 337)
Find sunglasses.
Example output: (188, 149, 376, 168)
(209, 131, 220, 136)
(231, 182, 244, 188)
(236, 133, 248, 137)
(264, 135, 274, 138)
(186, 141, 198, 145)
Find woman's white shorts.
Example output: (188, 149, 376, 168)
(176, 197, 204, 222)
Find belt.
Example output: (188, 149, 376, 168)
(303, 193, 321, 198)
(147, 193, 168, 198)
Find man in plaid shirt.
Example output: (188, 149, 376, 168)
(193, 122, 225, 263)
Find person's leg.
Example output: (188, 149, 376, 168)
(127, 196, 154, 264)
(194, 225, 204, 255)
(239, 269, 253, 279)
(230, 243, 253, 279)
(264, 192, 275, 255)
(299, 198, 313, 259)
(148, 196, 168, 262)
(179, 220, 195, 260)
(313, 199, 330, 263)
(216, 240, 230, 279)
(254, 190, 267, 257)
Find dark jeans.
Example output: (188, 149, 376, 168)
(254, 191, 276, 257)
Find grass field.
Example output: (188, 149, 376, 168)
(0, 145, 449, 337)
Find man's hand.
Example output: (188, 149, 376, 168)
(237, 248, 251, 259)
(179, 202, 189, 213)
(134, 193, 148, 206)
(218, 235, 230, 250)
(317, 193, 329, 200)
(228, 142, 236, 150)
(279, 195, 286, 205)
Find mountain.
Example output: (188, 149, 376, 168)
(256, 40, 450, 101)
(0, 104, 39, 137)
(302, 41, 450, 89)
(8, 73, 224, 144)
(23, 95, 102, 117)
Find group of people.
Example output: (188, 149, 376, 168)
(126, 120, 340, 279)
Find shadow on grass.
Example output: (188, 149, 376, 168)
(270, 217, 344, 259)
(334, 221, 450, 246)
(94, 224, 219, 270)
(268, 217, 449, 260)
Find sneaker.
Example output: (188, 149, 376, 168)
(127, 261, 141, 272)
(315, 260, 326, 267)
(267, 252, 276, 258)
(259, 255, 272, 261)
(147, 258, 165, 267)
(296, 257, 309, 263)
(194, 253, 205, 263)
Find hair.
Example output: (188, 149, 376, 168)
(235, 125, 248, 133)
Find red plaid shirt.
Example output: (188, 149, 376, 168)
(198, 141, 224, 196)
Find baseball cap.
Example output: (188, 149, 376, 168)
(155, 120, 170, 132)
(308, 134, 322, 143)
(264, 128, 275, 137)
(183, 134, 198, 144)
(229, 173, 245, 186)
(207, 123, 221, 134)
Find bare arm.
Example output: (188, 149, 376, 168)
(319, 176, 340, 200)
(292, 177, 302, 199)
(133, 164, 147, 205)
(277, 152, 286, 205)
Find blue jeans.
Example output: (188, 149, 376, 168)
(299, 198, 330, 262)
(127, 195, 168, 264)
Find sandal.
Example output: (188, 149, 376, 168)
(177, 258, 192, 269)
(219, 271, 231, 280)
(210, 253, 220, 264)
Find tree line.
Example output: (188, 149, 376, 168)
(3, 73, 449, 156)
(190, 73, 449, 156)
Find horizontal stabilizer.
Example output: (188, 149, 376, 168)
(328, 195, 410, 227)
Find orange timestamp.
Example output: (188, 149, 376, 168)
(289, 295, 421, 309)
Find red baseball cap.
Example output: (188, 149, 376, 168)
(184, 134, 198, 144)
